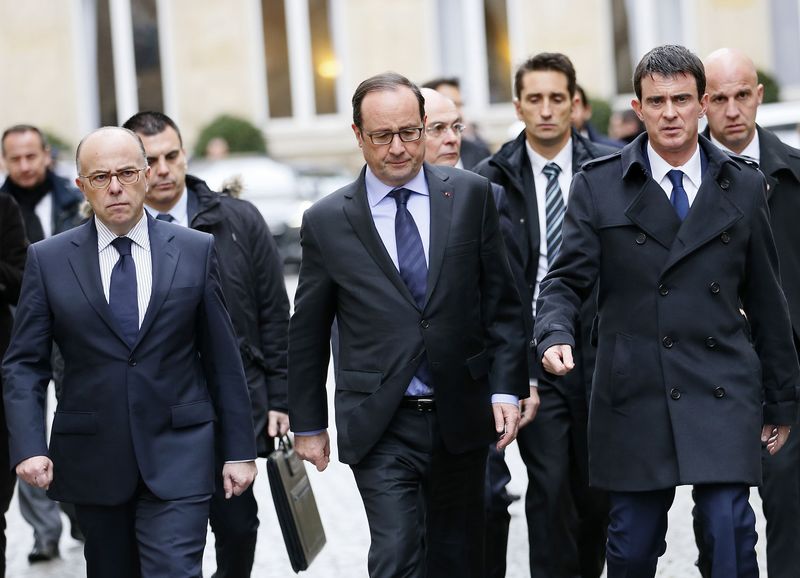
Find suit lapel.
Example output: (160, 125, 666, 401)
(134, 215, 179, 349)
(423, 164, 453, 305)
(342, 170, 419, 309)
(67, 220, 129, 345)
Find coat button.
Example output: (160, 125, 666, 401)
(520, 218, 525, 224)
(720, 231, 731, 244)
(636, 232, 647, 245)
(718, 178, 730, 190)
(713, 386, 726, 399)
(705, 337, 717, 349)
(662, 336, 674, 348)
(670, 387, 681, 400)
(709, 281, 720, 294)
(128, 358, 137, 367)
(658, 284, 669, 296)
(420, 320, 430, 329)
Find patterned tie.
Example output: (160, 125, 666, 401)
(156, 213, 174, 222)
(543, 162, 566, 266)
(109, 237, 139, 346)
(389, 188, 432, 395)
(667, 170, 689, 221)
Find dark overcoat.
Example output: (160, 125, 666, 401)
(535, 134, 799, 491)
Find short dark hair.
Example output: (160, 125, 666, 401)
(122, 111, 183, 146)
(575, 84, 589, 107)
(514, 52, 577, 100)
(633, 44, 705, 101)
(352, 72, 425, 130)
(1, 124, 48, 157)
(421, 77, 460, 91)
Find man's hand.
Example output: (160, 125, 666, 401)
(542, 344, 575, 376)
(492, 403, 520, 451)
(762, 424, 791, 455)
(519, 386, 540, 429)
(295, 431, 331, 472)
(267, 410, 290, 438)
(16, 456, 53, 490)
(222, 461, 257, 499)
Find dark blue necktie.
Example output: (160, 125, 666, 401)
(667, 169, 689, 221)
(156, 213, 174, 222)
(109, 237, 139, 345)
(389, 188, 432, 395)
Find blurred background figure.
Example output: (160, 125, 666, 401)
(423, 77, 492, 169)
(571, 85, 624, 149)
(205, 136, 230, 160)
(0, 124, 84, 564)
(607, 109, 645, 144)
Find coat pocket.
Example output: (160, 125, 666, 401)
(171, 399, 216, 429)
(466, 349, 489, 380)
(51, 411, 97, 435)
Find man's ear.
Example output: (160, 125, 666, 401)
(631, 99, 643, 121)
(352, 124, 363, 148)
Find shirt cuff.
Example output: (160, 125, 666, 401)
(529, 378, 538, 388)
(224, 459, 255, 464)
(491, 394, 519, 405)
(293, 429, 326, 436)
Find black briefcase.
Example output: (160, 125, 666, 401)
(267, 435, 326, 572)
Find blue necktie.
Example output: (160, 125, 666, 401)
(543, 162, 566, 266)
(156, 213, 174, 222)
(389, 188, 432, 395)
(667, 169, 689, 221)
(109, 237, 139, 345)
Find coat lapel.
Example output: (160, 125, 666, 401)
(661, 143, 744, 274)
(133, 215, 179, 349)
(624, 180, 682, 250)
(342, 169, 419, 309)
(423, 164, 454, 305)
(67, 220, 129, 345)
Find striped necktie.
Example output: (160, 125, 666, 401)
(543, 162, 566, 266)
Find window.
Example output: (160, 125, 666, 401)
(131, 0, 164, 113)
(483, 0, 511, 103)
(262, 0, 293, 118)
(95, 0, 117, 126)
(308, 0, 338, 115)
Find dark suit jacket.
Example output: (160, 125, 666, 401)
(288, 163, 528, 464)
(0, 193, 27, 360)
(2, 215, 256, 505)
(535, 134, 799, 491)
(474, 129, 616, 388)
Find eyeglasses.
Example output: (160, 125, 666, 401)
(425, 122, 466, 138)
(365, 127, 424, 145)
(79, 167, 147, 190)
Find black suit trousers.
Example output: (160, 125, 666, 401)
(517, 382, 608, 578)
(0, 383, 17, 578)
(351, 407, 487, 578)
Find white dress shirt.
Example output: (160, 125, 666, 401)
(710, 131, 760, 164)
(96, 213, 152, 328)
(647, 141, 702, 206)
(144, 189, 189, 227)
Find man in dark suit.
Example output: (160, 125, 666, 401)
(695, 47, 800, 578)
(2, 127, 258, 578)
(0, 192, 26, 576)
(474, 52, 614, 578)
(123, 111, 290, 578)
(536, 44, 799, 578)
(288, 72, 528, 578)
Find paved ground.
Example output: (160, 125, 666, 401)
(3, 274, 770, 576)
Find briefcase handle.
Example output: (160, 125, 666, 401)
(275, 434, 294, 454)
(273, 435, 304, 477)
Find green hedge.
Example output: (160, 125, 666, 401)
(193, 114, 267, 157)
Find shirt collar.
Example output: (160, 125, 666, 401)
(647, 141, 702, 190)
(144, 188, 188, 224)
(365, 165, 430, 208)
(525, 137, 573, 176)
(95, 211, 151, 253)
(710, 131, 760, 163)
